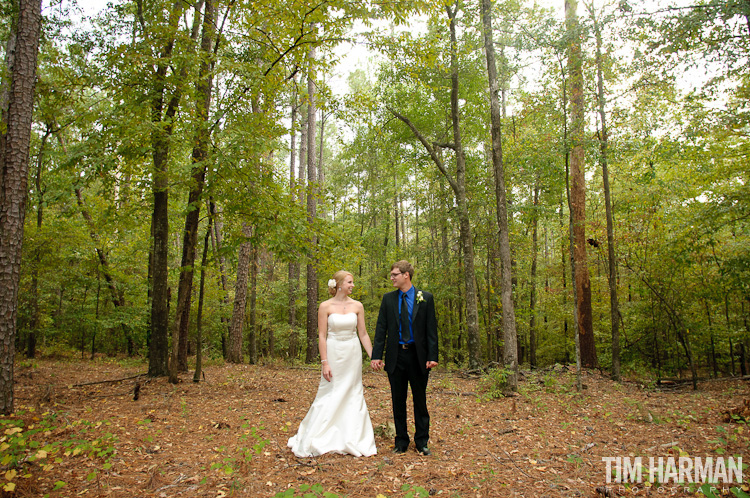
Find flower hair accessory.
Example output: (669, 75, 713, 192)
(417, 291, 425, 303)
(327, 279, 337, 289)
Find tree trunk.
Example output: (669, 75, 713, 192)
(560, 50, 582, 389)
(726, 294, 735, 375)
(28, 128, 50, 359)
(150, 170, 170, 377)
(305, 45, 319, 363)
(565, 0, 597, 368)
(287, 249, 299, 360)
(491, 244, 502, 363)
(92, 277, 100, 359)
(399, 195, 406, 248)
(228, 224, 253, 363)
(318, 110, 326, 185)
(559, 195, 569, 359)
(0, 0, 41, 414)
(248, 246, 258, 364)
(676, 326, 698, 390)
(567, 170, 583, 392)
(481, 0, 519, 385)
(529, 184, 540, 369)
(266, 256, 275, 357)
(193, 221, 211, 383)
(441, 209, 452, 366)
(291, 113, 308, 359)
(148, 1, 187, 378)
(705, 300, 718, 378)
(208, 199, 230, 358)
(446, 3, 481, 370)
(589, 4, 620, 380)
(486, 224, 501, 363)
(171, 0, 215, 377)
(288, 78, 300, 360)
(394, 181, 401, 248)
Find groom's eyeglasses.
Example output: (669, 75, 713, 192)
(389, 272, 403, 279)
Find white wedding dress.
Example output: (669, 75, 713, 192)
(288, 312, 377, 457)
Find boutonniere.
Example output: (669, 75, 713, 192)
(416, 291, 425, 303)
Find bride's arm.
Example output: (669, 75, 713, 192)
(356, 302, 373, 359)
(318, 303, 332, 382)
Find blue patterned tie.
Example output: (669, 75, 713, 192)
(400, 293, 410, 343)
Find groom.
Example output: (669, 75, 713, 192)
(371, 260, 439, 455)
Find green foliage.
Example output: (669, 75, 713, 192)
(477, 368, 512, 400)
(237, 421, 269, 464)
(0, 409, 117, 492)
(272, 483, 433, 498)
(401, 483, 430, 498)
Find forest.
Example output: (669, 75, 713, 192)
(0, 0, 749, 414)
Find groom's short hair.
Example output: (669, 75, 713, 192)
(392, 260, 414, 280)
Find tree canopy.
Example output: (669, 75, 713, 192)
(1, 0, 747, 398)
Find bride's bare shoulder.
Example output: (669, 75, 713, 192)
(318, 299, 334, 311)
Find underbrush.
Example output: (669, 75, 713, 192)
(0, 407, 117, 494)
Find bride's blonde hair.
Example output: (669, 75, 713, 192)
(328, 270, 353, 297)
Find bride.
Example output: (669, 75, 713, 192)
(287, 271, 377, 457)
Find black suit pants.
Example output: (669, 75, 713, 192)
(388, 346, 430, 450)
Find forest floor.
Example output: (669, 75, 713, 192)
(3, 357, 749, 498)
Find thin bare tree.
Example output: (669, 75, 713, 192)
(305, 43, 319, 363)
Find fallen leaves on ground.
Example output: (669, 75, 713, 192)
(3, 359, 748, 497)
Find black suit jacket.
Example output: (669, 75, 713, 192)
(372, 287, 439, 374)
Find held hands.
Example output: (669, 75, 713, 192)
(322, 362, 332, 382)
(371, 359, 437, 370)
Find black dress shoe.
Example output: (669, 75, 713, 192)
(417, 446, 431, 456)
(393, 447, 407, 454)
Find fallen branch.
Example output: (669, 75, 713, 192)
(87, 392, 133, 399)
(154, 474, 192, 493)
(493, 448, 532, 478)
(657, 375, 750, 386)
(72, 373, 146, 387)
